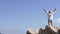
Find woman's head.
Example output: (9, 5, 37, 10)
(48, 11, 51, 13)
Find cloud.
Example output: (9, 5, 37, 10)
(54, 18, 60, 23)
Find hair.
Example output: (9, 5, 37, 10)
(48, 11, 51, 13)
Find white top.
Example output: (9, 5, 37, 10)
(47, 11, 55, 21)
(48, 13, 53, 20)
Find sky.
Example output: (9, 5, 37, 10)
(0, 0, 60, 34)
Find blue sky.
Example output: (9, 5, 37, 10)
(0, 0, 60, 34)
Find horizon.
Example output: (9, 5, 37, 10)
(0, 0, 60, 34)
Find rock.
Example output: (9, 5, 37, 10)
(26, 25, 60, 34)
(26, 28, 39, 34)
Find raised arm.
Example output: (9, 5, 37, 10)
(53, 8, 56, 14)
(53, 8, 56, 12)
(43, 9, 48, 14)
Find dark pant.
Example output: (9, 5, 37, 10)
(48, 19, 52, 26)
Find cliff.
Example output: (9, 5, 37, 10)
(26, 25, 60, 34)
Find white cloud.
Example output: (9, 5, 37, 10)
(54, 18, 60, 23)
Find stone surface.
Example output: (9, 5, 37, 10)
(26, 25, 60, 34)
